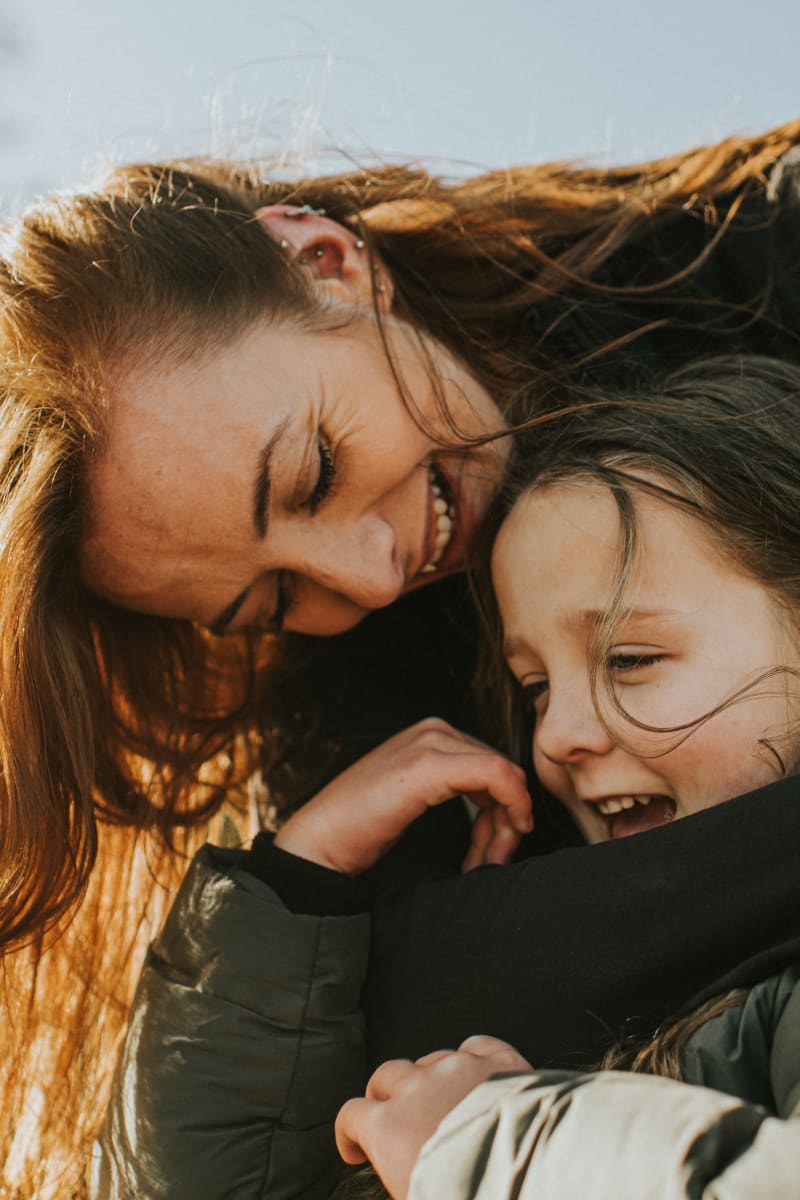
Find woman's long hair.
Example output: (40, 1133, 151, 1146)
(1, 123, 800, 1195)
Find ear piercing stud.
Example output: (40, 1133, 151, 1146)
(355, 239, 365, 249)
(288, 204, 326, 218)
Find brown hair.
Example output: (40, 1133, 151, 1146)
(478, 354, 800, 770)
(599, 990, 748, 1078)
(1, 123, 800, 1195)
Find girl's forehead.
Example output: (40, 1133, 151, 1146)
(491, 473, 748, 618)
(493, 479, 619, 563)
(491, 481, 620, 602)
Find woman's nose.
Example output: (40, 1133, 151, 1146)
(535, 685, 615, 765)
(280, 514, 406, 610)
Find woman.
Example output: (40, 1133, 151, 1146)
(3, 122, 800, 1196)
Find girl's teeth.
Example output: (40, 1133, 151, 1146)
(433, 497, 448, 515)
(596, 795, 653, 815)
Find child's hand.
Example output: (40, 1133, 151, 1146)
(335, 1035, 533, 1200)
(273, 718, 532, 875)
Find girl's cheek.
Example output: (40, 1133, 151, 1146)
(532, 742, 568, 800)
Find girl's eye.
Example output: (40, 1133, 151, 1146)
(608, 652, 664, 673)
(521, 678, 549, 711)
(306, 436, 336, 514)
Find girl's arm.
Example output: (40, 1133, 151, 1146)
(338, 998, 800, 1200)
(370, 1066, 800, 1200)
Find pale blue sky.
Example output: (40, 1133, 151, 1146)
(1, 0, 798, 215)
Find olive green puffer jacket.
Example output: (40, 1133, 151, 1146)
(91, 846, 370, 1200)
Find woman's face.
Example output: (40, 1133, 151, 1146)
(492, 478, 800, 842)
(82, 311, 507, 636)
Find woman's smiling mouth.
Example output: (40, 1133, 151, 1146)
(419, 464, 456, 574)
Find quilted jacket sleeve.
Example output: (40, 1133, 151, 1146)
(91, 845, 370, 1200)
(408, 978, 800, 1200)
(409, 1070, 800, 1199)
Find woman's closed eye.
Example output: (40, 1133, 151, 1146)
(305, 435, 337, 514)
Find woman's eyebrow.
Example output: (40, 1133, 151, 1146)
(253, 418, 290, 540)
(209, 418, 293, 635)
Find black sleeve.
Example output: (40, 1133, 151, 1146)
(245, 834, 370, 916)
(243, 799, 471, 915)
(364, 776, 800, 1070)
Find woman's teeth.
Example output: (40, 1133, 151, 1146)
(420, 471, 456, 573)
(595, 795, 652, 815)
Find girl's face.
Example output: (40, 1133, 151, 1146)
(492, 478, 800, 843)
(81, 313, 507, 636)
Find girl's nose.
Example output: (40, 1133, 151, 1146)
(535, 685, 615, 765)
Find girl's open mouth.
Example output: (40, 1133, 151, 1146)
(592, 794, 677, 839)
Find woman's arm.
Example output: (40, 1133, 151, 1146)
(92, 845, 370, 1200)
(91, 710, 526, 1200)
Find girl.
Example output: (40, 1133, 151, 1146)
(6, 126, 800, 1195)
(335, 353, 800, 1197)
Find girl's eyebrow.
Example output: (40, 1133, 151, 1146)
(503, 634, 529, 661)
(503, 607, 678, 659)
(568, 606, 677, 629)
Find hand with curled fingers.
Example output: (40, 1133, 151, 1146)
(335, 1035, 533, 1199)
(273, 717, 532, 875)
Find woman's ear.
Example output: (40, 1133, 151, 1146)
(254, 205, 393, 313)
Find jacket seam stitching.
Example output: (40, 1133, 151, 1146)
(257, 919, 324, 1197)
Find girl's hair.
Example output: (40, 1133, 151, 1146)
(332, 1166, 391, 1200)
(2, 124, 800, 1195)
(599, 990, 748, 1078)
(478, 354, 800, 768)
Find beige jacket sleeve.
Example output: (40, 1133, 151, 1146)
(409, 1069, 800, 1199)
